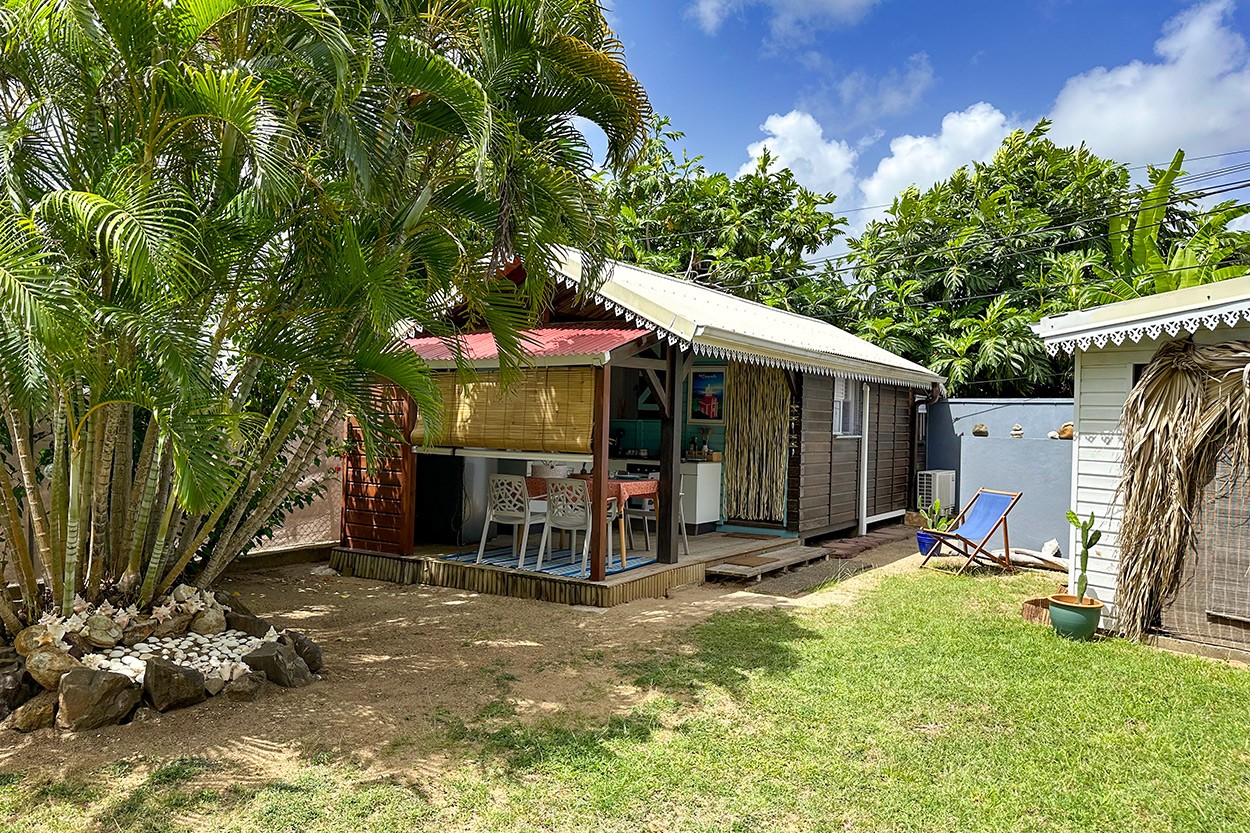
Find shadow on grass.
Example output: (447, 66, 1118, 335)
(625, 607, 821, 696)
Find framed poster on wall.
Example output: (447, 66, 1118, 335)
(689, 367, 726, 424)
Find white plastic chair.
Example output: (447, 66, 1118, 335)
(624, 474, 690, 556)
(477, 474, 547, 568)
(536, 478, 619, 577)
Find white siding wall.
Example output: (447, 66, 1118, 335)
(1072, 325, 1250, 628)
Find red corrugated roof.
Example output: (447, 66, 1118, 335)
(405, 323, 649, 363)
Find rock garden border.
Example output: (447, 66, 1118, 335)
(1, 585, 322, 733)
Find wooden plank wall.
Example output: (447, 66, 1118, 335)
(340, 389, 416, 555)
(798, 375, 833, 533)
(866, 384, 912, 517)
(797, 375, 860, 535)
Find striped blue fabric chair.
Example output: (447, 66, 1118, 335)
(919, 489, 1022, 575)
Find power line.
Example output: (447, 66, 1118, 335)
(799, 175, 1250, 272)
(679, 180, 1250, 298)
(630, 167, 1250, 298)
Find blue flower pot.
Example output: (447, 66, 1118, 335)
(916, 530, 941, 558)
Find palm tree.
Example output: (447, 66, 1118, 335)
(0, 0, 650, 622)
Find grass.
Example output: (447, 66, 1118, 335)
(4, 569, 1250, 832)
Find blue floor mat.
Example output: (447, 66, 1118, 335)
(443, 544, 656, 578)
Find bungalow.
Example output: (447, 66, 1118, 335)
(335, 251, 942, 604)
(1036, 276, 1250, 652)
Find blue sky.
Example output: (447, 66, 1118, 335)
(596, 0, 1250, 235)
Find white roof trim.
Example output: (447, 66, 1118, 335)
(557, 252, 943, 388)
(1034, 276, 1250, 355)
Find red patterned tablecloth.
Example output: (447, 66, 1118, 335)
(526, 475, 659, 504)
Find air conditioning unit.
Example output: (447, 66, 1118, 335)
(917, 470, 956, 515)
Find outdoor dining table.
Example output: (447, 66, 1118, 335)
(522, 475, 660, 569)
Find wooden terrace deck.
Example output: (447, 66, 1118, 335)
(329, 532, 798, 607)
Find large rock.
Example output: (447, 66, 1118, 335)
(281, 630, 323, 674)
(214, 591, 255, 617)
(189, 607, 226, 636)
(14, 625, 56, 657)
(204, 676, 226, 697)
(242, 643, 311, 688)
(225, 611, 271, 639)
(5, 691, 56, 732)
(83, 614, 123, 649)
(224, 672, 265, 702)
(153, 612, 193, 638)
(27, 646, 83, 691)
(0, 649, 38, 716)
(122, 617, 159, 647)
(56, 669, 141, 731)
(143, 658, 206, 712)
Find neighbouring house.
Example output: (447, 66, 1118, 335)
(1036, 276, 1250, 651)
(925, 397, 1075, 551)
(335, 251, 941, 604)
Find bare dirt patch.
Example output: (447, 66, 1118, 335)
(0, 548, 914, 783)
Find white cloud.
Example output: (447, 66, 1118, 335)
(804, 52, 935, 129)
(736, 110, 859, 196)
(688, 0, 881, 40)
(1047, 0, 1250, 163)
(857, 103, 1020, 211)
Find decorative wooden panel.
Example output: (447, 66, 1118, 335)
(411, 367, 595, 453)
(340, 387, 416, 555)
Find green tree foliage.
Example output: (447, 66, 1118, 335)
(834, 122, 1133, 396)
(834, 126, 1250, 396)
(0, 0, 649, 623)
(601, 120, 845, 307)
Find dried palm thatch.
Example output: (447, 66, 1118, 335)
(1115, 339, 1250, 640)
(723, 362, 791, 522)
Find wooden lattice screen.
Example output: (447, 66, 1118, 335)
(411, 367, 595, 453)
(723, 362, 791, 522)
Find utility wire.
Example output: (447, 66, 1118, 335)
(681, 184, 1250, 298)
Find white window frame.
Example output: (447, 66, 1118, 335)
(832, 377, 863, 438)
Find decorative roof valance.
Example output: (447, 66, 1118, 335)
(1035, 276, 1250, 355)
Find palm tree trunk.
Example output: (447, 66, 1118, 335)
(87, 405, 117, 594)
(199, 403, 342, 587)
(137, 493, 179, 606)
(109, 404, 133, 577)
(61, 431, 86, 615)
(2, 404, 56, 595)
(121, 437, 163, 594)
(0, 457, 39, 610)
(49, 390, 68, 569)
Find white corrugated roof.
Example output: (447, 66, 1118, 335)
(1034, 276, 1250, 354)
(557, 252, 943, 387)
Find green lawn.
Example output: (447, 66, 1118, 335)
(6, 569, 1250, 833)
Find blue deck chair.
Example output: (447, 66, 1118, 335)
(919, 489, 1022, 575)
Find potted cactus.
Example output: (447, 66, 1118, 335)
(916, 499, 952, 559)
(1048, 512, 1105, 640)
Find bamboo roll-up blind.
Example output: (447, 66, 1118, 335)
(410, 367, 595, 453)
(723, 362, 791, 522)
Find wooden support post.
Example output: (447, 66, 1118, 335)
(589, 365, 610, 581)
(658, 346, 689, 564)
(399, 393, 418, 556)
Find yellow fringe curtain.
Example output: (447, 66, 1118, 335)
(723, 362, 791, 522)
